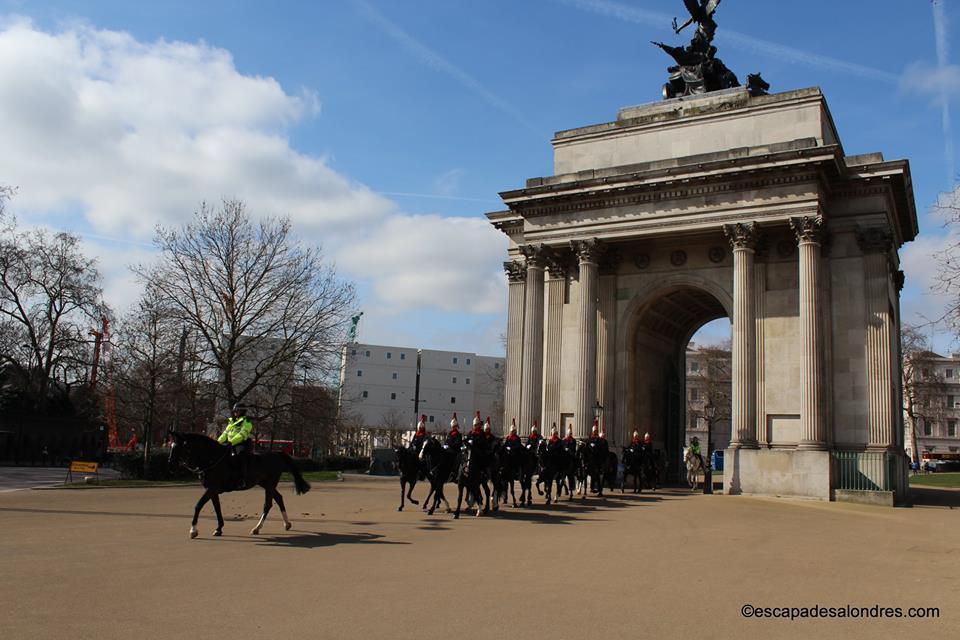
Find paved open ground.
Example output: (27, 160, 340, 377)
(2, 477, 958, 640)
(0, 466, 119, 492)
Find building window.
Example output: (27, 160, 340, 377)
(392, 372, 398, 380)
(450, 396, 456, 404)
(690, 388, 699, 401)
(429, 416, 435, 423)
(386, 352, 392, 359)
(452, 377, 457, 384)
(949, 421, 957, 437)
(950, 446, 959, 452)
(922, 368, 931, 378)
(362, 390, 368, 398)
(466, 378, 471, 385)
(494, 363, 500, 369)
(365, 350, 371, 357)
(400, 353, 406, 360)
(351, 349, 357, 356)
(948, 369, 955, 379)
(949, 395, 956, 408)
(923, 421, 933, 436)
(690, 361, 700, 373)
(466, 358, 471, 365)
(357, 370, 362, 377)
(453, 357, 458, 364)
(391, 392, 396, 400)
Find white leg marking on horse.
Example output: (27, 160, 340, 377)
(251, 512, 267, 535)
(190, 525, 198, 539)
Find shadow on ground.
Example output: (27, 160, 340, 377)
(909, 487, 960, 509)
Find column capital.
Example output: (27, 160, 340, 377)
(723, 222, 760, 251)
(570, 238, 603, 263)
(855, 225, 893, 254)
(789, 215, 826, 245)
(519, 243, 548, 268)
(503, 260, 526, 283)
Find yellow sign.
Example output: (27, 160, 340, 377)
(68, 461, 98, 474)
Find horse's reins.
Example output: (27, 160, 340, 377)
(180, 446, 230, 475)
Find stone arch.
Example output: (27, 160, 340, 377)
(614, 273, 733, 475)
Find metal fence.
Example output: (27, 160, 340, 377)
(832, 451, 897, 492)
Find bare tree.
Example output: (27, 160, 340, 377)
(686, 345, 732, 450)
(933, 186, 960, 330)
(901, 324, 946, 464)
(108, 284, 182, 468)
(135, 200, 356, 410)
(0, 217, 103, 409)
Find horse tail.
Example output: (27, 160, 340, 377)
(280, 453, 311, 495)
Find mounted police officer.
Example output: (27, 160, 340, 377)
(689, 436, 705, 470)
(218, 403, 254, 489)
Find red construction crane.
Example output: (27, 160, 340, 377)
(89, 317, 120, 450)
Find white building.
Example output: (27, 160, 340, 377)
(903, 351, 960, 467)
(338, 343, 505, 435)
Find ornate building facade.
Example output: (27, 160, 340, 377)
(488, 87, 917, 501)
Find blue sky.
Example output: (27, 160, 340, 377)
(1, 0, 958, 355)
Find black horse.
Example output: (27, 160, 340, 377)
(534, 439, 565, 505)
(497, 439, 527, 508)
(419, 436, 458, 515)
(622, 444, 643, 493)
(577, 439, 609, 498)
(641, 447, 662, 491)
(518, 440, 540, 506)
(395, 446, 422, 511)
(454, 437, 492, 519)
(558, 439, 579, 500)
(168, 431, 310, 539)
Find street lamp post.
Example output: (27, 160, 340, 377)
(593, 401, 604, 432)
(703, 402, 715, 494)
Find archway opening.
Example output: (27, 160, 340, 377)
(629, 286, 731, 483)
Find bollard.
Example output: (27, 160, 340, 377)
(703, 467, 713, 494)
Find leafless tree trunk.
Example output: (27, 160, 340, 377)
(134, 200, 356, 410)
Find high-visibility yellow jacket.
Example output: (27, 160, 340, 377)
(690, 442, 701, 456)
(218, 416, 253, 446)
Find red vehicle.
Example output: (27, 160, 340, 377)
(254, 437, 310, 458)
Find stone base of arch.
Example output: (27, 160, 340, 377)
(724, 448, 831, 499)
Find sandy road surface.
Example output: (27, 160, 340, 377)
(2, 476, 957, 640)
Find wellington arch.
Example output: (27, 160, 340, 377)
(487, 87, 918, 502)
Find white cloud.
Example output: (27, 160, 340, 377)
(0, 18, 394, 238)
(0, 18, 508, 342)
(337, 214, 506, 314)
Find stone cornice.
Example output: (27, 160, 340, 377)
(505, 170, 822, 220)
(790, 215, 826, 245)
(723, 222, 760, 251)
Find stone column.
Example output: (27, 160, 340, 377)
(503, 261, 526, 429)
(723, 223, 759, 449)
(518, 245, 546, 432)
(858, 226, 895, 450)
(792, 216, 828, 450)
(542, 260, 567, 433)
(597, 251, 619, 443)
(572, 239, 601, 438)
